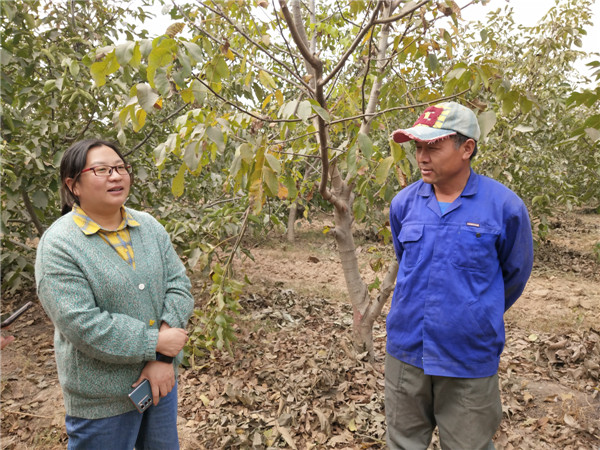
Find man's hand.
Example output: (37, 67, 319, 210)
(132, 361, 175, 406)
(156, 326, 188, 357)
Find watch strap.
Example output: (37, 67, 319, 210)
(155, 352, 174, 363)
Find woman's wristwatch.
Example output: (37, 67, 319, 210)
(155, 352, 174, 363)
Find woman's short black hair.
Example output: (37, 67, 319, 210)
(60, 139, 132, 215)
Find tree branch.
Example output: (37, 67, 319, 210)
(279, 0, 322, 70)
(201, 1, 312, 91)
(192, 75, 303, 124)
(322, 2, 383, 86)
(329, 89, 470, 126)
(374, 0, 432, 25)
(172, 1, 306, 92)
(21, 189, 45, 237)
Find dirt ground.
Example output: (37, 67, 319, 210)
(1, 210, 599, 449)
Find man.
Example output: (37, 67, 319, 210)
(386, 102, 533, 449)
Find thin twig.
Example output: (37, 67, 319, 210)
(203, 196, 243, 209)
(322, 2, 383, 86)
(3, 410, 53, 420)
(374, 0, 431, 25)
(328, 89, 470, 126)
(192, 75, 303, 124)
(201, 1, 311, 90)
(223, 206, 251, 279)
(171, 1, 305, 91)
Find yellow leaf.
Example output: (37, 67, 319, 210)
(249, 179, 263, 214)
(348, 418, 357, 432)
(165, 22, 185, 37)
(199, 394, 210, 406)
(275, 90, 284, 106)
(172, 164, 186, 197)
(277, 184, 288, 199)
(132, 108, 147, 132)
(181, 87, 194, 104)
(261, 93, 272, 111)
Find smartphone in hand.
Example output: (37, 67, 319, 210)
(128, 379, 153, 413)
(1, 302, 33, 328)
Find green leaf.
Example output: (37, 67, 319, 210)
(357, 133, 373, 159)
(90, 61, 107, 87)
(171, 164, 186, 197)
(311, 104, 330, 121)
(215, 56, 229, 79)
(31, 191, 48, 209)
(477, 110, 496, 142)
(258, 70, 276, 89)
(136, 83, 159, 113)
(353, 196, 367, 222)
(514, 124, 534, 133)
(262, 167, 278, 197)
(282, 176, 298, 199)
(280, 100, 299, 119)
(183, 141, 200, 171)
(154, 67, 170, 96)
(183, 41, 203, 62)
(265, 153, 281, 173)
(116, 42, 135, 66)
(43, 80, 56, 93)
(426, 53, 439, 72)
(346, 144, 357, 177)
(585, 127, 600, 142)
(69, 60, 80, 77)
(297, 100, 312, 121)
(390, 140, 405, 162)
(206, 126, 225, 152)
(375, 156, 394, 184)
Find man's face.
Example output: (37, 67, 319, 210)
(415, 137, 472, 188)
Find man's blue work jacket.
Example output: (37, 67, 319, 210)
(387, 169, 534, 378)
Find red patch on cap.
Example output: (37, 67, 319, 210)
(414, 106, 443, 127)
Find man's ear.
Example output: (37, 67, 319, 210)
(65, 178, 78, 197)
(462, 139, 475, 160)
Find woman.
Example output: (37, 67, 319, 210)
(35, 139, 194, 449)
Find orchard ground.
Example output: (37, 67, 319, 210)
(1, 210, 599, 449)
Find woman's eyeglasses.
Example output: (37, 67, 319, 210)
(80, 164, 132, 177)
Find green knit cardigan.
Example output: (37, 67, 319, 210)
(35, 208, 194, 419)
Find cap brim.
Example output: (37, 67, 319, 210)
(392, 126, 456, 143)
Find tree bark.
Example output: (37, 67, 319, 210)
(22, 189, 46, 237)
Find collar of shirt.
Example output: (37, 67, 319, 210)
(72, 205, 140, 235)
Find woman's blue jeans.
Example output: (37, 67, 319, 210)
(65, 384, 179, 450)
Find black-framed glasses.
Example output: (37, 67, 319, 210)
(80, 164, 132, 177)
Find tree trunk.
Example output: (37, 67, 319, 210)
(283, 0, 404, 360)
(286, 202, 298, 242)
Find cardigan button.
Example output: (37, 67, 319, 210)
(138, 283, 145, 290)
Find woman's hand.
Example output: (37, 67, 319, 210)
(132, 361, 175, 406)
(156, 326, 188, 357)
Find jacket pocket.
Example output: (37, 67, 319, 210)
(399, 224, 424, 268)
(451, 225, 499, 272)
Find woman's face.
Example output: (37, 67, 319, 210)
(67, 145, 131, 216)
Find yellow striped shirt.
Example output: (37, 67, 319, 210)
(72, 205, 140, 268)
